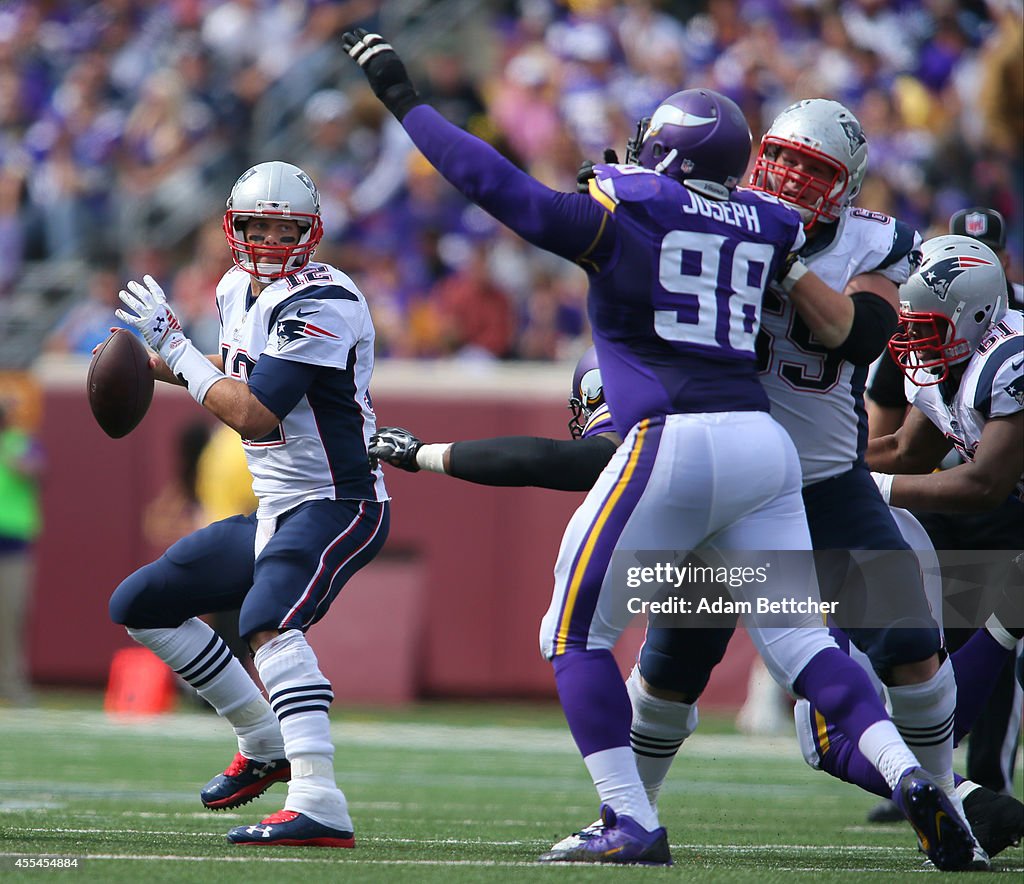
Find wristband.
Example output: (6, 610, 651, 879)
(984, 614, 1020, 651)
(871, 471, 894, 505)
(781, 259, 810, 293)
(165, 339, 225, 405)
(415, 443, 450, 474)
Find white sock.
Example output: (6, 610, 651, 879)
(127, 620, 282, 758)
(231, 696, 286, 761)
(583, 746, 659, 831)
(857, 720, 920, 791)
(627, 666, 698, 810)
(888, 657, 956, 793)
(254, 630, 351, 831)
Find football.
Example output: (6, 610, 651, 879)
(87, 329, 155, 438)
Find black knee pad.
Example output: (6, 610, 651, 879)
(109, 570, 154, 627)
(638, 626, 734, 698)
(108, 561, 185, 628)
(846, 619, 942, 678)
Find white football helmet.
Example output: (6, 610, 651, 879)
(749, 99, 868, 228)
(223, 161, 323, 281)
(889, 235, 1008, 386)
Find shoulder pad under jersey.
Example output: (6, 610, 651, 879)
(581, 402, 616, 439)
(589, 164, 666, 209)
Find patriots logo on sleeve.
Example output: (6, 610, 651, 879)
(1005, 372, 1024, 407)
(922, 255, 995, 300)
(276, 316, 338, 349)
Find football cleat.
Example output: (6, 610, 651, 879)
(545, 818, 604, 857)
(227, 809, 355, 847)
(201, 752, 290, 810)
(538, 805, 671, 865)
(892, 767, 975, 871)
(962, 785, 1024, 858)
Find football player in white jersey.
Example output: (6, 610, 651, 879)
(109, 161, 390, 848)
(869, 234, 1022, 514)
(868, 216, 1024, 804)
(869, 234, 1022, 619)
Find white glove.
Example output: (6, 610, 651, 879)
(116, 275, 186, 360)
(116, 273, 225, 404)
(871, 471, 894, 505)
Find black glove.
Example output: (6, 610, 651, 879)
(341, 29, 421, 121)
(368, 426, 423, 472)
(575, 149, 620, 193)
(775, 249, 803, 287)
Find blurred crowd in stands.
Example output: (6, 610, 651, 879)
(1, 0, 1020, 362)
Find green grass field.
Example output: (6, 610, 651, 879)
(1, 693, 1020, 882)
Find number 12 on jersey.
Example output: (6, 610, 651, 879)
(654, 230, 776, 354)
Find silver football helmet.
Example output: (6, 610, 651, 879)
(223, 161, 323, 281)
(749, 99, 868, 228)
(889, 235, 1008, 386)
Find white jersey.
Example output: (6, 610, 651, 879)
(759, 206, 921, 484)
(216, 262, 388, 519)
(906, 309, 1024, 501)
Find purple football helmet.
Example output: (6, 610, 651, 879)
(626, 89, 752, 200)
(568, 346, 603, 438)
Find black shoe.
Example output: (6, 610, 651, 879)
(963, 785, 1024, 858)
(201, 753, 290, 810)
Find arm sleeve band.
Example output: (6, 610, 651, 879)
(832, 292, 898, 366)
(247, 353, 320, 420)
(447, 435, 616, 491)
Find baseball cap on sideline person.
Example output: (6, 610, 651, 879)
(949, 207, 1007, 251)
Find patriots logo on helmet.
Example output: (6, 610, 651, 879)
(839, 119, 866, 154)
(921, 255, 995, 301)
(294, 170, 320, 210)
(234, 166, 258, 187)
(276, 317, 338, 349)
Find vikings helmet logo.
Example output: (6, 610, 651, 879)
(920, 255, 994, 301)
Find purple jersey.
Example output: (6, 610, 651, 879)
(402, 106, 804, 434)
(584, 166, 804, 433)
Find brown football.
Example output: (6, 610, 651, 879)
(87, 329, 155, 438)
